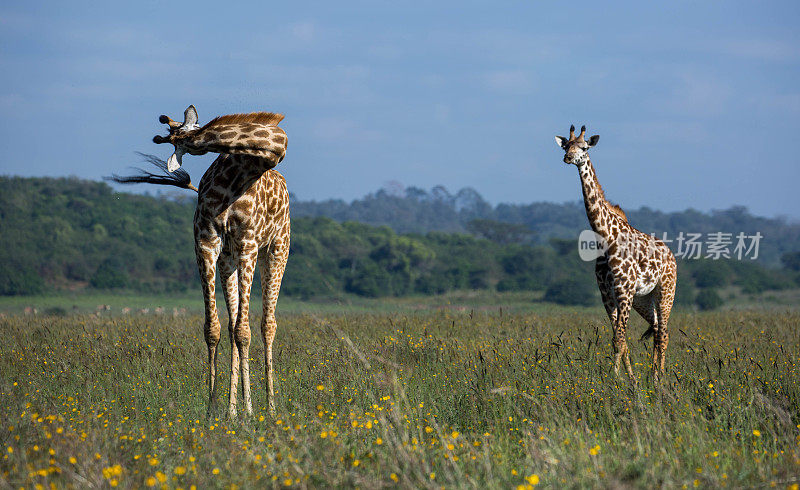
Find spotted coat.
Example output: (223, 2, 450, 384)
(155, 106, 291, 418)
(556, 125, 677, 383)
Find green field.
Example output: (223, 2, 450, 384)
(1, 300, 799, 488)
(0, 290, 599, 316)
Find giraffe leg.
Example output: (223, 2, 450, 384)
(612, 293, 636, 384)
(635, 292, 666, 384)
(196, 234, 222, 418)
(231, 244, 258, 418)
(655, 274, 675, 379)
(632, 292, 656, 341)
(260, 233, 290, 416)
(652, 313, 666, 382)
(218, 248, 241, 419)
(595, 258, 617, 326)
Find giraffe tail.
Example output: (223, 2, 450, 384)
(639, 326, 655, 341)
(105, 153, 198, 192)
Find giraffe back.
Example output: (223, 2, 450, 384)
(194, 154, 290, 249)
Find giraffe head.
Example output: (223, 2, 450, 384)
(554, 125, 599, 166)
(153, 105, 204, 171)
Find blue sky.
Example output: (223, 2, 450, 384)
(1, 1, 799, 217)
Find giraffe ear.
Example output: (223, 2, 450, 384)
(183, 105, 198, 127)
(554, 136, 568, 148)
(586, 135, 599, 147)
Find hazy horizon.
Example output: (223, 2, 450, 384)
(6, 170, 796, 223)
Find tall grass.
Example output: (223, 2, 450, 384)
(1, 309, 798, 488)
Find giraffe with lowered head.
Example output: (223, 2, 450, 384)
(147, 105, 290, 418)
(555, 125, 677, 383)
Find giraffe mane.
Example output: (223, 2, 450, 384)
(587, 160, 628, 221)
(202, 112, 285, 130)
(607, 202, 628, 221)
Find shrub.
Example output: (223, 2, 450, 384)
(543, 277, 595, 306)
(696, 289, 723, 311)
(692, 261, 732, 288)
(674, 277, 696, 306)
(90, 259, 129, 289)
(0, 262, 44, 296)
(781, 251, 800, 272)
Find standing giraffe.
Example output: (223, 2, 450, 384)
(136, 105, 289, 418)
(555, 125, 677, 383)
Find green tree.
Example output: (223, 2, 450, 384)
(781, 251, 800, 271)
(467, 219, 531, 244)
(345, 261, 392, 297)
(696, 289, 723, 311)
(90, 258, 129, 289)
(0, 261, 44, 295)
(692, 261, 732, 288)
(673, 276, 696, 306)
(543, 277, 595, 306)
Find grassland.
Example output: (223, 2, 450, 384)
(1, 286, 799, 316)
(1, 302, 799, 488)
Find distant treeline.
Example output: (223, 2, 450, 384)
(1, 176, 799, 309)
(292, 184, 800, 266)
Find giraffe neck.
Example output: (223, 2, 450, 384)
(181, 123, 287, 164)
(577, 159, 614, 241)
(199, 154, 277, 196)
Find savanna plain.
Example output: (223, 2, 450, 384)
(1, 297, 799, 489)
